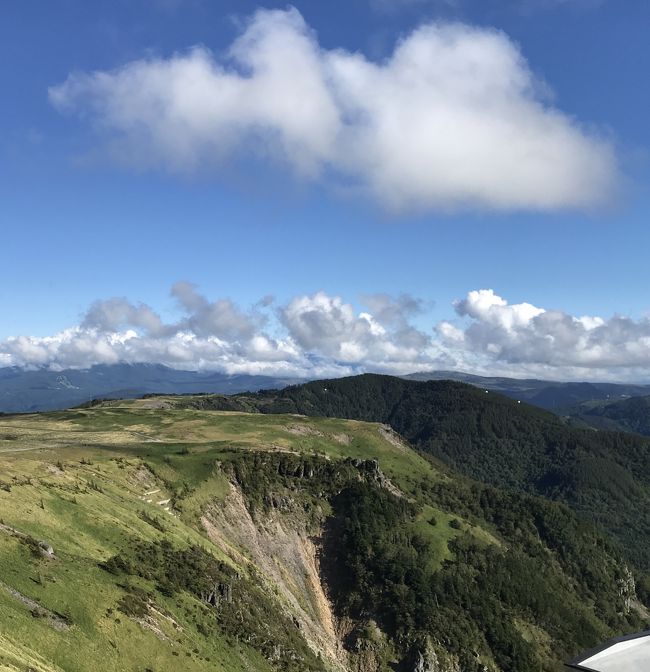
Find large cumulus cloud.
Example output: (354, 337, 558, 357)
(0, 286, 438, 377)
(49, 7, 617, 212)
(6, 287, 650, 381)
(437, 289, 650, 379)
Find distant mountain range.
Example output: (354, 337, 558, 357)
(406, 370, 650, 437)
(0, 363, 298, 413)
(3, 363, 650, 423)
(568, 394, 650, 436)
(405, 370, 650, 411)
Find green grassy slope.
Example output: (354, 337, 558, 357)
(0, 401, 645, 671)
(209, 374, 650, 569)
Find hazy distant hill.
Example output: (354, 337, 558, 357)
(570, 394, 650, 436)
(405, 370, 650, 411)
(0, 363, 297, 413)
(3, 363, 649, 416)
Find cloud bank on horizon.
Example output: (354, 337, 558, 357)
(49, 7, 617, 213)
(4, 285, 650, 382)
(0, 284, 434, 379)
(437, 289, 650, 375)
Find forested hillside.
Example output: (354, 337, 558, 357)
(183, 374, 650, 569)
(405, 371, 650, 411)
(0, 398, 645, 671)
(574, 394, 650, 436)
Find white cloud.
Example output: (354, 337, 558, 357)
(438, 289, 650, 378)
(170, 281, 260, 340)
(280, 291, 431, 365)
(0, 286, 437, 377)
(6, 285, 650, 381)
(82, 298, 166, 335)
(49, 7, 617, 212)
(454, 288, 545, 330)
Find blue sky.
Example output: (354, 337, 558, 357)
(2, 0, 650, 380)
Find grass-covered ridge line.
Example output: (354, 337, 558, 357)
(0, 400, 646, 671)
(201, 373, 650, 570)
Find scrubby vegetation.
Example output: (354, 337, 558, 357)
(0, 394, 647, 671)
(103, 540, 325, 672)
(324, 480, 641, 672)
(226, 374, 650, 569)
(577, 394, 650, 436)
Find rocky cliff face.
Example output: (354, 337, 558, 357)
(200, 470, 463, 672)
(202, 480, 348, 671)
(618, 566, 637, 614)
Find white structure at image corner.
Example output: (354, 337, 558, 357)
(568, 632, 650, 671)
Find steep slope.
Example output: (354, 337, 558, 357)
(0, 401, 645, 671)
(194, 374, 650, 569)
(574, 394, 650, 436)
(405, 371, 650, 412)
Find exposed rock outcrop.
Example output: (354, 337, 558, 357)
(618, 566, 636, 614)
(201, 477, 464, 672)
(201, 482, 348, 671)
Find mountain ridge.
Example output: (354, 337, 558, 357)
(3, 363, 650, 416)
(405, 370, 650, 411)
(0, 396, 644, 671)
(181, 373, 650, 569)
